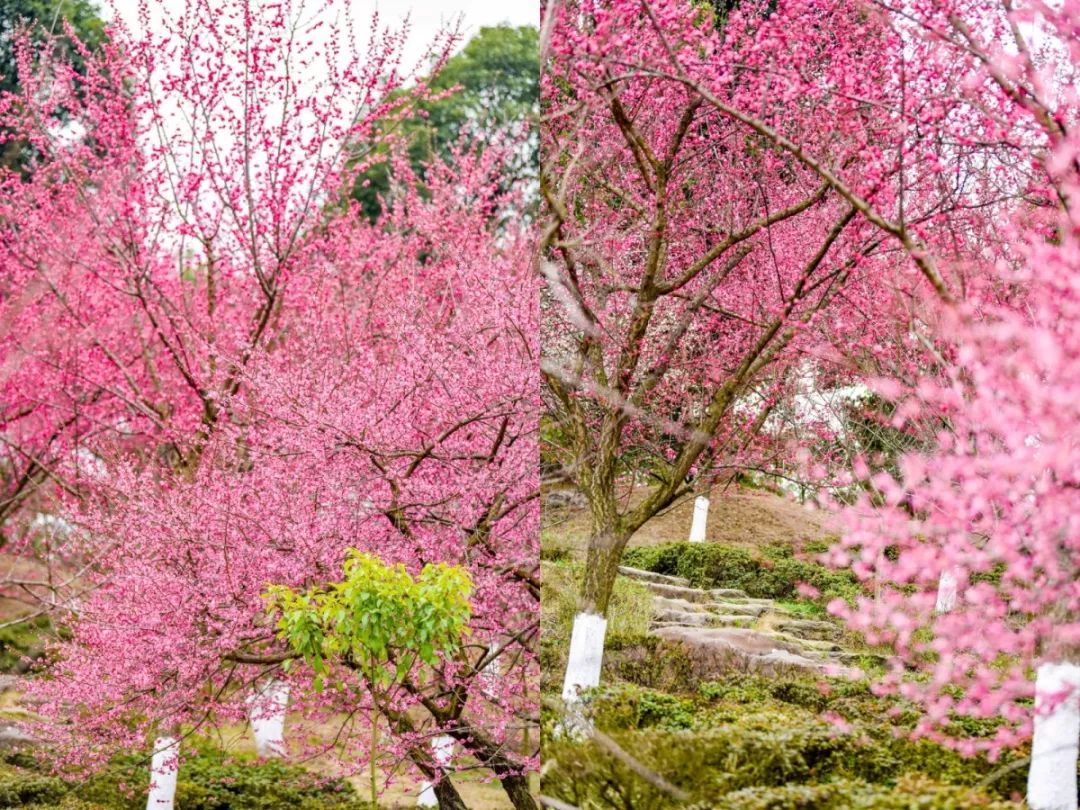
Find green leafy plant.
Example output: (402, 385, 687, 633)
(265, 551, 472, 803)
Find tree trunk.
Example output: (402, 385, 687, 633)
(557, 523, 631, 736)
(934, 568, 959, 614)
(432, 777, 469, 810)
(146, 736, 180, 810)
(248, 679, 289, 757)
(688, 495, 709, 543)
(1027, 660, 1080, 810)
(432, 719, 538, 810)
(496, 772, 537, 810)
(580, 525, 629, 616)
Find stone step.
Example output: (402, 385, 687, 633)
(618, 566, 691, 588)
(652, 609, 755, 628)
(653, 595, 710, 614)
(653, 595, 773, 618)
(705, 601, 768, 617)
(766, 633, 844, 653)
(651, 626, 862, 680)
(0, 723, 34, 749)
(713, 588, 752, 600)
(643, 581, 750, 603)
(829, 651, 888, 667)
(776, 619, 841, 641)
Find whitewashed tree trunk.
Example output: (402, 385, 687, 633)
(479, 643, 501, 698)
(248, 679, 289, 757)
(417, 734, 455, 807)
(935, 568, 959, 613)
(558, 612, 607, 735)
(688, 495, 709, 543)
(1028, 661, 1080, 810)
(146, 737, 180, 810)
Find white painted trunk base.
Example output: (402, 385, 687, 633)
(1028, 661, 1080, 810)
(417, 734, 455, 807)
(935, 568, 959, 614)
(146, 737, 180, 810)
(558, 612, 607, 735)
(479, 644, 500, 698)
(248, 679, 290, 757)
(689, 496, 709, 543)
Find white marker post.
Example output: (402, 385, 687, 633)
(688, 495, 709, 543)
(417, 734, 455, 807)
(934, 568, 959, 614)
(248, 679, 290, 757)
(146, 737, 180, 810)
(559, 612, 607, 735)
(1028, 661, 1080, 810)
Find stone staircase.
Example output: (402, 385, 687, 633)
(617, 565, 865, 679)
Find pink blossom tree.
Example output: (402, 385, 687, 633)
(621, 0, 1080, 802)
(539, 0, 1014, 711)
(616, 0, 1080, 801)
(0, 1, 537, 805)
(806, 2, 1080, 806)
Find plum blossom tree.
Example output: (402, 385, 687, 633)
(616, 0, 1080, 802)
(539, 0, 1013, 711)
(0, 0, 538, 805)
(804, 2, 1080, 806)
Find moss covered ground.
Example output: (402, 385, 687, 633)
(540, 490, 1048, 810)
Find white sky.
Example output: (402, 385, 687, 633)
(105, 0, 537, 64)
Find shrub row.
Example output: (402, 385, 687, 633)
(0, 745, 374, 809)
(621, 542, 861, 605)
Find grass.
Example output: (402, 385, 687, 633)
(541, 559, 653, 694)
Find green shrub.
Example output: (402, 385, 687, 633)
(586, 684, 698, 731)
(543, 724, 863, 810)
(621, 543, 861, 605)
(22, 799, 107, 810)
(544, 671, 1040, 807)
(74, 745, 372, 810)
(0, 742, 373, 809)
(542, 724, 1028, 810)
(0, 773, 68, 806)
(719, 777, 1020, 809)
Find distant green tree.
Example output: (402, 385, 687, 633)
(0, 0, 107, 172)
(352, 24, 538, 221)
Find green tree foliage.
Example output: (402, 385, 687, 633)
(266, 551, 473, 688)
(266, 552, 472, 804)
(352, 24, 538, 221)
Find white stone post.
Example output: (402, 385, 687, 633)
(417, 734, 455, 807)
(1027, 661, 1080, 810)
(688, 495, 709, 543)
(248, 679, 289, 757)
(146, 737, 180, 810)
(559, 612, 607, 735)
(934, 567, 959, 614)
